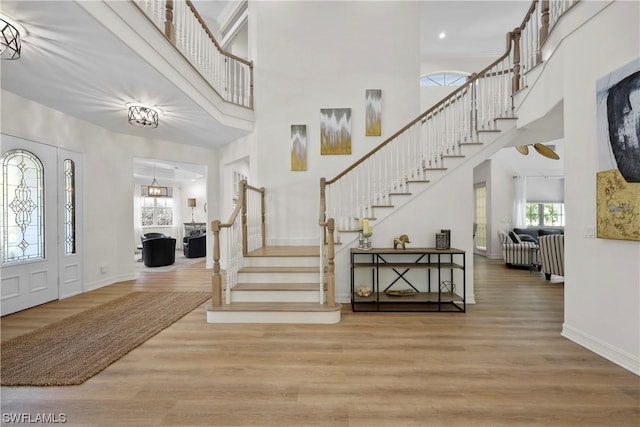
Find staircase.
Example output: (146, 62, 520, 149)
(206, 0, 575, 324)
(207, 246, 341, 324)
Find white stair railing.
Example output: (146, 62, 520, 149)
(212, 180, 265, 306)
(322, 48, 515, 234)
(134, 0, 253, 109)
(319, 0, 580, 238)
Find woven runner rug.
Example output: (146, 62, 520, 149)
(1, 291, 210, 386)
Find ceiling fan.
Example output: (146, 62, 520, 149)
(515, 143, 560, 160)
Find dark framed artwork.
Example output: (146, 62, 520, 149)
(595, 59, 640, 241)
(320, 108, 351, 155)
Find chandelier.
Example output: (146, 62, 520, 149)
(0, 14, 23, 60)
(141, 162, 169, 197)
(127, 104, 160, 128)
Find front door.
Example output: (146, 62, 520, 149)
(2, 136, 62, 315)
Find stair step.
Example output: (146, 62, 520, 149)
(239, 266, 319, 273)
(233, 283, 322, 291)
(206, 302, 342, 324)
(246, 245, 319, 257)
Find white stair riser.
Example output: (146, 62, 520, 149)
(206, 310, 341, 324)
(243, 256, 319, 268)
(231, 290, 323, 303)
(238, 272, 319, 283)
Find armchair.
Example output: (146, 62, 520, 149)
(497, 230, 540, 268)
(142, 236, 176, 267)
(183, 233, 206, 258)
(538, 234, 564, 280)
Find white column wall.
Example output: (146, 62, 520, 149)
(513, 1, 640, 374)
(1, 90, 220, 289)
(252, 0, 421, 245)
(561, 1, 640, 375)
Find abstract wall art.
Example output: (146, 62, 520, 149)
(291, 124, 307, 171)
(595, 59, 640, 241)
(365, 89, 382, 136)
(320, 108, 351, 155)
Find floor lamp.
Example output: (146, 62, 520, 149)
(188, 198, 196, 223)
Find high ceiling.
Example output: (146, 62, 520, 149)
(1, 1, 532, 154)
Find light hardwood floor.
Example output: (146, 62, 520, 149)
(1, 256, 638, 427)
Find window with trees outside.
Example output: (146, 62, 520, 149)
(526, 203, 565, 227)
(141, 197, 173, 227)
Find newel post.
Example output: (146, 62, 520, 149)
(241, 180, 248, 256)
(164, 0, 176, 44)
(511, 28, 522, 93)
(326, 218, 336, 307)
(260, 186, 266, 248)
(539, 0, 550, 48)
(211, 220, 222, 307)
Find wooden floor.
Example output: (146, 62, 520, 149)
(1, 256, 638, 426)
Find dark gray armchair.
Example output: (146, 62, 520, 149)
(142, 236, 176, 267)
(183, 233, 206, 258)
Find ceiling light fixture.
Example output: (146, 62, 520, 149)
(0, 14, 23, 60)
(438, 32, 446, 40)
(142, 161, 169, 197)
(127, 103, 160, 128)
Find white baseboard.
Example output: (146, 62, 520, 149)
(562, 323, 639, 375)
(85, 273, 137, 292)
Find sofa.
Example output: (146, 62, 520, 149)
(497, 230, 540, 268)
(512, 227, 564, 244)
(538, 234, 564, 280)
(183, 233, 206, 258)
(142, 235, 176, 267)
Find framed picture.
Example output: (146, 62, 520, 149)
(595, 59, 640, 241)
(320, 108, 351, 155)
(291, 124, 307, 171)
(365, 89, 382, 136)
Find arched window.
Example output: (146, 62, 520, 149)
(420, 71, 469, 87)
(63, 159, 76, 255)
(1, 150, 45, 263)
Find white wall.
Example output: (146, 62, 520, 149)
(513, 1, 640, 374)
(251, 0, 421, 245)
(420, 56, 494, 111)
(1, 90, 220, 289)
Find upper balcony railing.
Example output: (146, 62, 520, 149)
(134, 0, 254, 109)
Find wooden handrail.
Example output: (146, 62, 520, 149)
(324, 31, 514, 187)
(211, 180, 265, 306)
(184, 0, 253, 67)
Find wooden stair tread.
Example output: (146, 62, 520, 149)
(246, 246, 319, 257)
(239, 266, 319, 273)
(233, 283, 324, 291)
(206, 302, 342, 312)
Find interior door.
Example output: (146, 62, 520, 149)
(1, 136, 59, 316)
(58, 149, 84, 299)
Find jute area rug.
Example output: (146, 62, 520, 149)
(1, 291, 210, 386)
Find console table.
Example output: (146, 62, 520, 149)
(350, 247, 466, 312)
(184, 222, 206, 236)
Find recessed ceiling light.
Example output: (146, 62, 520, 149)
(438, 32, 446, 40)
